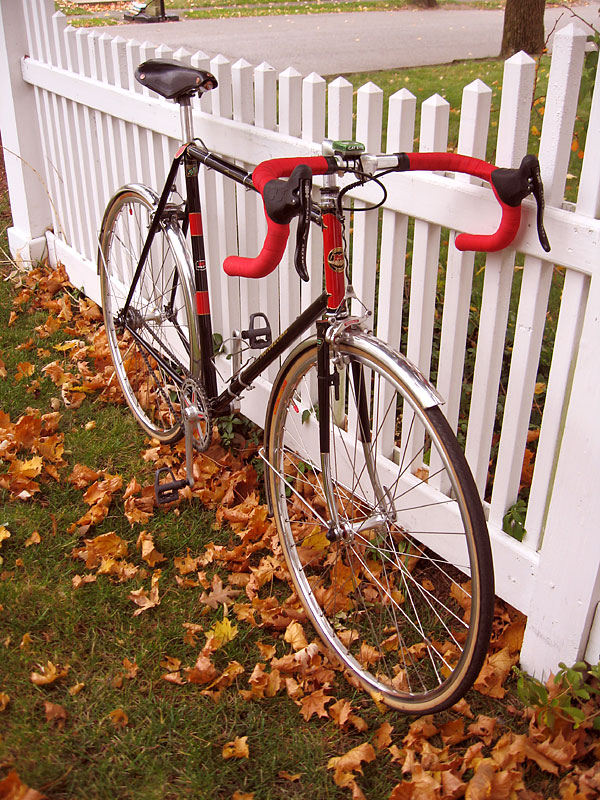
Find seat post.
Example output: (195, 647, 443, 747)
(179, 95, 195, 143)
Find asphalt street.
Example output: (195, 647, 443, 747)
(104, 2, 600, 75)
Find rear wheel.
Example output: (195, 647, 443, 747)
(98, 186, 200, 442)
(265, 336, 493, 714)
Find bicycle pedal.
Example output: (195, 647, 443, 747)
(241, 312, 272, 349)
(154, 467, 188, 505)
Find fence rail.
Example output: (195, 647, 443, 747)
(2, 0, 600, 677)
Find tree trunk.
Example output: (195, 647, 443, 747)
(500, 0, 546, 58)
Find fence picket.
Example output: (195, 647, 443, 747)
(328, 76, 353, 140)
(23, 0, 66, 245)
(402, 94, 449, 467)
(302, 72, 326, 308)
(464, 52, 534, 496)
(376, 88, 415, 350)
(278, 68, 304, 333)
(351, 82, 383, 320)
(254, 62, 280, 381)
(526, 55, 600, 544)
(208, 55, 240, 347)
(51, 12, 87, 254)
(279, 67, 302, 138)
(231, 58, 258, 354)
(496, 51, 536, 167)
(539, 24, 587, 206)
(376, 89, 416, 455)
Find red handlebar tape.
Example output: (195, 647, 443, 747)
(222, 152, 522, 279)
(406, 153, 521, 252)
(223, 156, 331, 279)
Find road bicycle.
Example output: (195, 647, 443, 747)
(97, 59, 550, 714)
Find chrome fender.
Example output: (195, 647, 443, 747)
(333, 326, 444, 410)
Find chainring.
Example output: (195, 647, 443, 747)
(179, 377, 212, 452)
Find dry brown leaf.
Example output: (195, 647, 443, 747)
(284, 620, 309, 652)
(373, 721, 394, 750)
(329, 698, 353, 728)
(30, 660, 70, 686)
(278, 771, 301, 782)
(24, 531, 41, 547)
(136, 530, 166, 568)
(468, 715, 497, 746)
(440, 718, 466, 746)
(465, 759, 496, 799)
(187, 653, 219, 685)
(0, 692, 10, 711)
(199, 573, 240, 609)
(222, 736, 249, 759)
(328, 742, 376, 786)
(108, 708, 129, 728)
(0, 771, 45, 800)
(473, 646, 517, 699)
(43, 701, 67, 729)
(68, 463, 100, 488)
(129, 583, 160, 616)
(298, 688, 334, 721)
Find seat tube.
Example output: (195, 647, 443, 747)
(184, 140, 218, 399)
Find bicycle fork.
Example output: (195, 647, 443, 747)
(316, 321, 393, 543)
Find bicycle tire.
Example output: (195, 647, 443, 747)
(264, 334, 494, 714)
(98, 185, 201, 443)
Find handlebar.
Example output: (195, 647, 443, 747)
(222, 151, 550, 280)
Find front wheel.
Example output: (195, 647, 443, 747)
(98, 185, 201, 442)
(264, 334, 493, 714)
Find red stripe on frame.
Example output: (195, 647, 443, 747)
(189, 213, 203, 237)
(196, 291, 210, 315)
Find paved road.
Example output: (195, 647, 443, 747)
(103, 3, 600, 75)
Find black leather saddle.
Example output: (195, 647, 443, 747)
(135, 59, 218, 101)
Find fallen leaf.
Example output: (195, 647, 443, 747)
(0, 771, 45, 800)
(136, 530, 166, 568)
(0, 692, 10, 711)
(25, 531, 41, 547)
(43, 701, 67, 729)
(222, 736, 249, 759)
(108, 708, 129, 728)
(373, 721, 394, 750)
(30, 660, 70, 686)
(298, 688, 334, 721)
(129, 583, 160, 616)
(206, 616, 238, 648)
(284, 620, 308, 651)
(328, 742, 376, 786)
(199, 573, 240, 609)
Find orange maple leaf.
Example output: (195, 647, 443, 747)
(298, 688, 334, 721)
(199, 574, 240, 609)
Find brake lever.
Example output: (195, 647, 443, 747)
(527, 157, 551, 253)
(491, 154, 551, 253)
(293, 175, 312, 282)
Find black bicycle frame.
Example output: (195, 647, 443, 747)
(120, 142, 331, 417)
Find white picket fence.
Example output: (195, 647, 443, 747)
(2, 0, 600, 678)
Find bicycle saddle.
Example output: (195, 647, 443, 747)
(135, 59, 218, 101)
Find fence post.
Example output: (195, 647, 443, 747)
(0, 0, 54, 263)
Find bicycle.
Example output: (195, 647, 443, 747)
(97, 58, 550, 714)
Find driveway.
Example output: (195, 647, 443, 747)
(103, 2, 600, 74)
